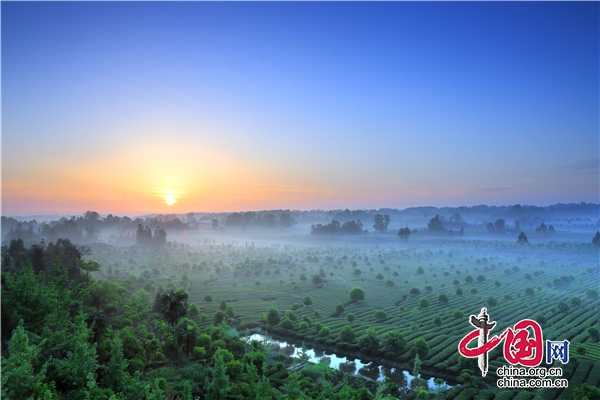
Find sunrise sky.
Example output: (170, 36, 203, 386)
(2, 2, 598, 216)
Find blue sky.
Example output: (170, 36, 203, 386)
(2, 2, 598, 214)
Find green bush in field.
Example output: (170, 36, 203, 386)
(413, 337, 429, 359)
(382, 330, 406, 354)
(266, 308, 281, 327)
(525, 287, 534, 296)
(318, 326, 330, 337)
(456, 288, 463, 297)
(452, 310, 464, 319)
(280, 318, 295, 331)
(438, 293, 448, 303)
(419, 297, 429, 308)
(188, 303, 200, 318)
(303, 296, 312, 306)
(570, 296, 581, 307)
(433, 314, 442, 326)
(346, 313, 356, 323)
(285, 310, 297, 322)
(314, 322, 323, 333)
(374, 310, 388, 321)
(358, 327, 380, 352)
(335, 304, 345, 314)
(385, 280, 394, 287)
(587, 327, 600, 342)
(339, 325, 356, 343)
(464, 275, 473, 284)
(486, 297, 497, 308)
(349, 286, 365, 301)
(410, 287, 420, 296)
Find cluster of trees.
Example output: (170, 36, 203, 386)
(225, 212, 297, 229)
(397, 227, 412, 240)
(311, 220, 364, 235)
(135, 224, 167, 246)
(485, 219, 506, 232)
(372, 214, 390, 233)
(2, 212, 188, 247)
(534, 222, 555, 234)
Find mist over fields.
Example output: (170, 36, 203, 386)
(2, 202, 599, 399)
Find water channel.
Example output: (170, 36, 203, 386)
(246, 333, 453, 391)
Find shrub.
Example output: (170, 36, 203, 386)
(374, 310, 388, 321)
(346, 312, 356, 323)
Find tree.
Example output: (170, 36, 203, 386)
(349, 286, 365, 302)
(212, 219, 219, 230)
(353, 268, 361, 278)
(593, 231, 600, 246)
(1, 321, 49, 399)
(494, 219, 505, 232)
(382, 330, 406, 354)
(397, 227, 411, 240)
(303, 296, 312, 306)
(427, 215, 445, 232)
(318, 326, 330, 337)
(311, 274, 324, 285)
(280, 318, 295, 331)
(419, 297, 429, 308)
(438, 293, 449, 304)
(207, 351, 230, 400)
(103, 336, 129, 394)
(357, 327, 380, 352)
(339, 325, 356, 343)
(373, 214, 390, 233)
(161, 289, 189, 333)
(204, 294, 213, 302)
(175, 318, 199, 359)
(413, 337, 430, 359)
(587, 327, 600, 342)
(346, 312, 356, 323)
(336, 304, 345, 314)
(518, 231, 529, 244)
(374, 310, 388, 321)
(266, 308, 281, 327)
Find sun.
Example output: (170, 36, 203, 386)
(165, 190, 177, 206)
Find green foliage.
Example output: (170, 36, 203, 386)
(175, 317, 200, 359)
(336, 304, 345, 314)
(587, 327, 600, 342)
(318, 326, 331, 337)
(267, 308, 281, 327)
(452, 309, 464, 319)
(1, 321, 49, 399)
(161, 289, 189, 332)
(204, 294, 213, 302)
(349, 286, 365, 301)
(346, 312, 356, 323)
(438, 293, 448, 303)
(53, 314, 99, 392)
(339, 325, 356, 343)
(374, 309, 388, 321)
(207, 352, 230, 400)
(303, 296, 312, 306)
(433, 314, 442, 326)
(102, 335, 128, 394)
(357, 327, 380, 352)
(419, 297, 429, 308)
(413, 337, 429, 359)
(280, 317, 295, 331)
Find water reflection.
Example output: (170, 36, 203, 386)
(358, 363, 380, 381)
(339, 361, 356, 374)
(246, 333, 451, 390)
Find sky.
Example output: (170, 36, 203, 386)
(2, 2, 599, 216)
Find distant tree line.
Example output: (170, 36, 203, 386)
(311, 220, 364, 235)
(225, 211, 297, 229)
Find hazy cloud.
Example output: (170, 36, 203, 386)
(252, 182, 334, 195)
(559, 160, 599, 172)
